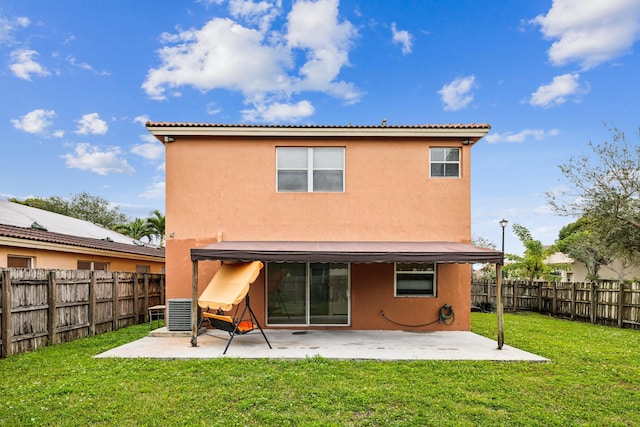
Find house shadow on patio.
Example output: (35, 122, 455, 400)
(95, 329, 549, 362)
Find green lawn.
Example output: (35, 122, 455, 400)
(1, 312, 638, 426)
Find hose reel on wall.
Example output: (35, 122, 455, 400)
(380, 304, 455, 327)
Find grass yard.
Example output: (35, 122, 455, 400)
(1, 312, 639, 426)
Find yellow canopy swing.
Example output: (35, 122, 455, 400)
(197, 261, 272, 354)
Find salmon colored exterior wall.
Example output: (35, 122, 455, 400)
(0, 246, 165, 273)
(163, 133, 478, 331)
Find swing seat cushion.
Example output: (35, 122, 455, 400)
(202, 312, 256, 334)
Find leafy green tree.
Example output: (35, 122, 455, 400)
(146, 210, 166, 247)
(472, 236, 498, 280)
(114, 218, 154, 242)
(554, 218, 612, 281)
(547, 125, 640, 255)
(10, 195, 71, 216)
(11, 192, 128, 228)
(505, 224, 561, 283)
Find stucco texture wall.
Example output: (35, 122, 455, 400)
(165, 135, 474, 330)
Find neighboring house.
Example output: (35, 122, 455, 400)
(546, 251, 640, 282)
(146, 122, 502, 332)
(0, 201, 165, 273)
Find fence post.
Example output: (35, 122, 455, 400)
(132, 273, 138, 325)
(570, 282, 576, 321)
(88, 271, 96, 336)
(143, 273, 149, 323)
(618, 282, 624, 328)
(537, 281, 542, 313)
(1, 270, 11, 358)
(160, 274, 165, 306)
(112, 272, 119, 331)
(551, 281, 557, 316)
(47, 271, 57, 346)
(590, 282, 597, 324)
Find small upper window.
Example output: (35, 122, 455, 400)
(277, 147, 344, 192)
(430, 148, 460, 177)
(395, 263, 436, 297)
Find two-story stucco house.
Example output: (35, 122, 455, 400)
(146, 122, 502, 336)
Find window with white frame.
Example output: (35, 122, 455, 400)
(430, 147, 460, 177)
(77, 261, 109, 271)
(395, 262, 436, 296)
(7, 255, 33, 268)
(277, 147, 345, 192)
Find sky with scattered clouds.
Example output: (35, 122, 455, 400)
(1, 0, 640, 254)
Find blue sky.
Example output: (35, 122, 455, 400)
(1, 0, 639, 255)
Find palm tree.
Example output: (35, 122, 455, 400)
(114, 218, 154, 242)
(146, 210, 166, 247)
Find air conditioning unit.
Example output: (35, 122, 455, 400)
(167, 298, 196, 331)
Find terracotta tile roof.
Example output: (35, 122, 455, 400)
(0, 224, 165, 259)
(146, 122, 491, 129)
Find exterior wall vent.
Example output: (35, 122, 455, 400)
(167, 298, 196, 331)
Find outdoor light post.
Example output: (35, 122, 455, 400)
(497, 219, 508, 349)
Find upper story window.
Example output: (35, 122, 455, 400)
(430, 147, 460, 178)
(277, 147, 345, 192)
(395, 262, 436, 297)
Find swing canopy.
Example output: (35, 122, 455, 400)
(197, 261, 263, 312)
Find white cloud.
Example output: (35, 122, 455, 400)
(142, 18, 291, 101)
(62, 143, 135, 175)
(139, 181, 166, 200)
(286, 0, 359, 99)
(9, 49, 50, 80)
(438, 75, 476, 111)
(131, 139, 165, 160)
(133, 115, 149, 125)
(229, 0, 282, 32)
(75, 113, 108, 135)
(11, 109, 56, 134)
(66, 55, 110, 75)
(242, 100, 315, 122)
(485, 128, 560, 144)
(1, 15, 30, 45)
(391, 22, 412, 55)
(529, 73, 589, 107)
(532, 0, 640, 69)
(142, 0, 360, 122)
(206, 102, 222, 115)
(16, 17, 30, 27)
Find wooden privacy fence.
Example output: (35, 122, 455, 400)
(0, 268, 165, 358)
(472, 279, 640, 330)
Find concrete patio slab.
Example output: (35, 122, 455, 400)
(95, 328, 548, 362)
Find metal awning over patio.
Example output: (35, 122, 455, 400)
(189, 240, 506, 350)
(190, 240, 503, 264)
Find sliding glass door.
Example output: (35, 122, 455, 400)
(266, 262, 350, 326)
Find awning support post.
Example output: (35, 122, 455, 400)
(191, 260, 199, 347)
(496, 262, 504, 349)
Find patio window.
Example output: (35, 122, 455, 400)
(277, 147, 345, 192)
(266, 262, 350, 325)
(430, 147, 459, 177)
(395, 262, 436, 297)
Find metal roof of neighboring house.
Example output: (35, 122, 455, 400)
(0, 201, 164, 259)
